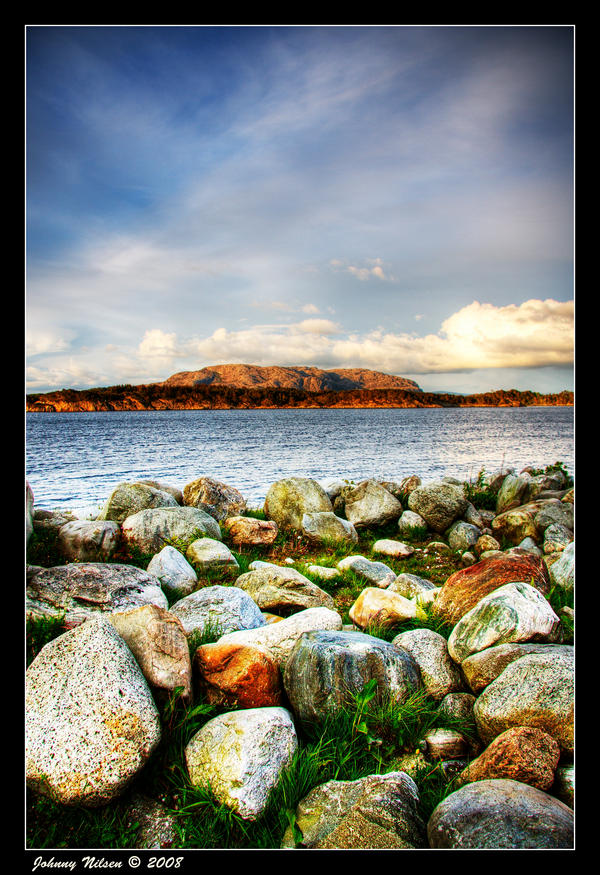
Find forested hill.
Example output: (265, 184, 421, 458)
(26, 384, 574, 412)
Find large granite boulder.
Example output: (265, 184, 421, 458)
(281, 772, 426, 849)
(169, 585, 266, 641)
(283, 630, 422, 730)
(427, 779, 573, 849)
(97, 482, 179, 524)
(182, 476, 246, 521)
(431, 553, 550, 626)
(490, 500, 548, 546)
(185, 707, 298, 820)
(234, 565, 335, 614)
(121, 507, 221, 556)
(26, 563, 168, 628)
(57, 520, 121, 563)
(447, 581, 561, 664)
(407, 481, 468, 533)
(455, 726, 560, 791)
(146, 546, 198, 597)
(391, 629, 465, 701)
(263, 477, 333, 530)
(26, 617, 161, 807)
(473, 648, 574, 754)
(342, 480, 403, 528)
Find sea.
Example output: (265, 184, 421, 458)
(25, 407, 574, 518)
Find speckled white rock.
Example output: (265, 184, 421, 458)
(392, 629, 465, 701)
(26, 616, 161, 807)
(146, 546, 198, 597)
(185, 707, 298, 819)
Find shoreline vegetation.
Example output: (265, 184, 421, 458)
(26, 384, 574, 412)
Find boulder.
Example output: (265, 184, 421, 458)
(495, 472, 533, 513)
(124, 793, 178, 850)
(185, 707, 298, 820)
(121, 507, 221, 556)
(146, 546, 198, 597)
(349, 587, 417, 629)
(534, 501, 574, 534)
(407, 481, 468, 533)
(281, 772, 426, 849)
(26, 563, 168, 628)
(427, 779, 574, 849)
(306, 565, 341, 582)
(222, 516, 278, 547)
(26, 617, 161, 807)
(548, 541, 574, 593)
(490, 507, 540, 546)
(423, 728, 470, 760)
(264, 477, 333, 530)
(57, 520, 121, 563)
(182, 476, 246, 521)
(387, 573, 438, 600)
(97, 482, 179, 524)
(397, 510, 428, 538)
(185, 538, 239, 573)
(436, 692, 476, 726)
(135, 479, 183, 505)
(371, 539, 414, 559)
(109, 604, 192, 699)
(543, 523, 573, 554)
(32, 508, 78, 534)
(301, 511, 359, 544)
(553, 765, 575, 809)
(455, 726, 560, 791)
(26, 481, 34, 546)
(446, 521, 481, 553)
(217, 606, 343, 668)
(343, 480, 403, 528)
(234, 565, 335, 614)
(194, 641, 282, 708)
(474, 534, 501, 557)
(473, 648, 574, 754)
(460, 642, 573, 694)
(431, 554, 550, 626)
(283, 630, 422, 729)
(391, 629, 465, 701)
(447, 581, 561, 664)
(169, 585, 265, 641)
(337, 555, 396, 588)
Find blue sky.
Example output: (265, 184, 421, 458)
(26, 25, 574, 394)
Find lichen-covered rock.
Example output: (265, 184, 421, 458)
(543, 523, 573, 554)
(337, 555, 397, 588)
(427, 779, 574, 849)
(223, 516, 278, 547)
(407, 481, 468, 533)
(170, 585, 265, 640)
(57, 520, 121, 563)
(122, 507, 221, 555)
(264, 477, 333, 530)
(447, 582, 561, 664)
(234, 565, 335, 614)
(343, 480, 403, 528)
(392, 629, 465, 701)
(182, 477, 246, 521)
(283, 630, 422, 729)
(495, 472, 533, 514)
(194, 641, 282, 708)
(217, 607, 343, 667)
(26, 563, 168, 628)
(26, 617, 161, 807)
(185, 707, 297, 820)
(474, 534, 501, 557)
(281, 771, 426, 849)
(432, 554, 550, 626)
(146, 546, 198, 597)
(455, 726, 560, 791)
(301, 511, 358, 544)
(349, 587, 417, 629)
(307, 565, 341, 581)
(97, 482, 179, 524)
(473, 648, 574, 754)
(109, 604, 192, 699)
(185, 538, 239, 573)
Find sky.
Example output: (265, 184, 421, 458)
(26, 24, 574, 395)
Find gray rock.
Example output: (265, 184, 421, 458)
(283, 630, 422, 729)
(534, 501, 574, 534)
(301, 511, 358, 544)
(98, 482, 179, 524)
(26, 481, 34, 546)
(26, 563, 168, 627)
(496, 473, 532, 514)
(185, 707, 298, 819)
(436, 692, 476, 726)
(392, 629, 465, 701)
(125, 793, 178, 850)
(337, 555, 396, 588)
(408, 481, 468, 533)
(32, 508, 79, 533)
(343, 480, 403, 528)
(121, 506, 221, 556)
(446, 521, 481, 553)
(543, 523, 573, 554)
(235, 565, 335, 614)
(170, 585, 266, 641)
(185, 538, 239, 572)
(307, 565, 341, 581)
(135, 480, 183, 505)
(427, 779, 574, 848)
(57, 520, 121, 563)
(397, 510, 428, 539)
(548, 541, 574, 592)
(387, 572, 437, 599)
(26, 616, 161, 807)
(146, 546, 198, 597)
(281, 771, 426, 849)
(264, 477, 333, 530)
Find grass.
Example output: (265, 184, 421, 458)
(26, 613, 68, 667)
(463, 468, 497, 511)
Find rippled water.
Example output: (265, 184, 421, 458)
(25, 407, 574, 516)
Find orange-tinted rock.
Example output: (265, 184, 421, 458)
(432, 554, 550, 626)
(223, 516, 278, 546)
(456, 726, 560, 791)
(194, 641, 282, 708)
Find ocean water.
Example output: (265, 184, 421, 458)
(25, 407, 574, 517)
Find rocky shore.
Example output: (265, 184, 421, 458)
(25, 463, 575, 850)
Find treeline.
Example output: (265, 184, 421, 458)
(26, 383, 574, 412)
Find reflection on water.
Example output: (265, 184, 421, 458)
(26, 407, 574, 514)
